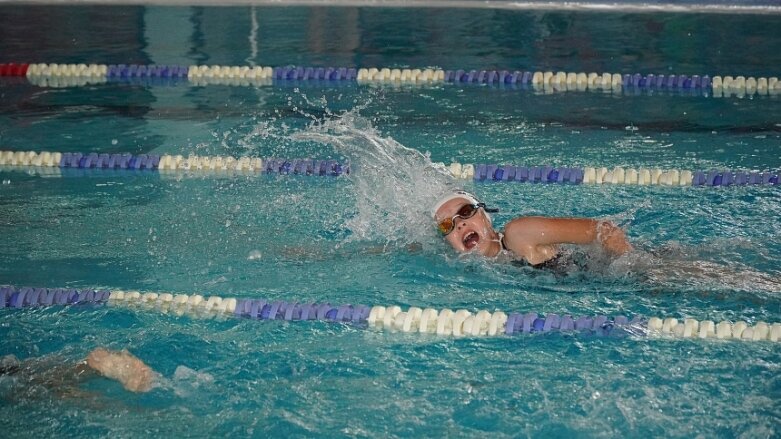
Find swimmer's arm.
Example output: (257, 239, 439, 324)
(86, 348, 156, 393)
(503, 217, 632, 256)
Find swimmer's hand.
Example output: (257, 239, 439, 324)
(86, 348, 155, 393)
(597, 221, 632, 255)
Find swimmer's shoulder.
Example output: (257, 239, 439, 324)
(500, 218, 558, 264)
(501, 216, 548, 246)
(496, 232, 543, 267)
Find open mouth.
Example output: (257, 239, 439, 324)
(462, 231, 480, 250)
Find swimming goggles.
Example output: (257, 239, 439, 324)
(436, 203, 498, 236)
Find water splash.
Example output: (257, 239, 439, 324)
(606, 243, 781, 295)
(293, 110, 456, 246)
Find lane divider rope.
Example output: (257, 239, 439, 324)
(1, 63, 778, 97)
(1, 285, 779, 342)
(458, 163, 779, 187)
(1, 150, 778, 187)
(0, 151, 348, 177)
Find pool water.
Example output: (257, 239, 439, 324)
(1, 5, 780, 437)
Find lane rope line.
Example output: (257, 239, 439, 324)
(2, 286, 779, 342)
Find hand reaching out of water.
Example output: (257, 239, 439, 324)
(86, 348, 155, 393)
(596, 221, 633, 255)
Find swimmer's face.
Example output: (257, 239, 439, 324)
(435, 198, 497, 256)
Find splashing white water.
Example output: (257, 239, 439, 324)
(293, 111, 457, 246)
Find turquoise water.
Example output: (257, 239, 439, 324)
(1, 5, 780, 437)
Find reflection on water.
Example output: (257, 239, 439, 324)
(1, 5, 780, 73)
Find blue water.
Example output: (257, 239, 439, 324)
(1, 5, 780, 437)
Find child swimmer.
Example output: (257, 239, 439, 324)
(432, 191, 632, 267)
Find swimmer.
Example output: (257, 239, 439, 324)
(1, 348, 156, 395)
(432, 190, 632, 268)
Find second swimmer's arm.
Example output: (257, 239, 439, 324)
(502, 217, 632, 258)
(86, 348, 156, 393)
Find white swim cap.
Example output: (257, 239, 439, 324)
(431, 190, 481, 219)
